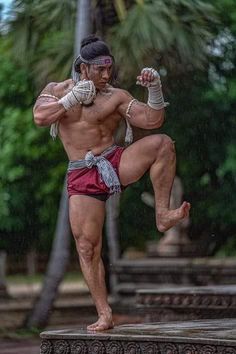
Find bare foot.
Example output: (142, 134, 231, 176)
(87, 315, 114, 332)
(157, 201, 191, 232)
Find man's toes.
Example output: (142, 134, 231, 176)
(87, 323, 98, 331)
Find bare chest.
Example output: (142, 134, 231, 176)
(67, 91, 120, 126)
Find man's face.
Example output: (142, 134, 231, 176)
(86, 64, 113, 90)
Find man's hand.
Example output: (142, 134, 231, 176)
(58, 80, 96, 110)
(136, 67, 160, 87)
(136, 67, 168, 110)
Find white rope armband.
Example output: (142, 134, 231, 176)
(38, 94, 59, 101)
(124, 99, 137, 145)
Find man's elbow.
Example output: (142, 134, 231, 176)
(33, 109, 50, 127)
(147, 110, 165, 129)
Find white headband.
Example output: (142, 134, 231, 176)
(78, 54, 113, 65)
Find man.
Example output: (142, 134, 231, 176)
(33, 35, 190, 331)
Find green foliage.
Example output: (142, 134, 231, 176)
(109, 0, 218, 82)
(120, 175, 158, 252)
(0, 36, 66, 253)
(8, 0, 76, 88)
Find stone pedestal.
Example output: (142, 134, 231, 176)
(136, 284, 236, 322)
(150, 178, 193, 257)
(40, 318, 236, 353)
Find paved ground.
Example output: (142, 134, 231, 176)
(0, 314, 142, 354)
(0, 280, 141, 354)
(0, 339, 40, 354)
(0, 280, 88, 354)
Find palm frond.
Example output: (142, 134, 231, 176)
(108, 0, 218, 81)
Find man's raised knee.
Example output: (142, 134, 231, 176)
(160, 134, 175, 154)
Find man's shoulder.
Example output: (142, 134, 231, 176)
(109, 87, 134, 103)
(39, 79, 73, 98)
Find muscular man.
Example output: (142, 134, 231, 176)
(33, 35, 190, 331)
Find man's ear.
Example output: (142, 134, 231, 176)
(80, 63, 89, 79)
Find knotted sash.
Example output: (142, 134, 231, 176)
(68, 145, 121, 194)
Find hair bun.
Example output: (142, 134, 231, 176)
(81, 35, 100, 49)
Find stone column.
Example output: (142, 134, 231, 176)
(156, 176, 191, 256)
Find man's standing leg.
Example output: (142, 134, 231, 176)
(69, 195, 113, 331)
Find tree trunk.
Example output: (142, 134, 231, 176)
(0, 251, 9, 299)
(26, 249, 36, 276)
(24, 179, 71, 328)
(24, 0, 93, 329)
(75, 0, 92, 55)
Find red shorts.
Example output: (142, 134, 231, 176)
(67, 146, 125, 200)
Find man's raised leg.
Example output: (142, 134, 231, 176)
(119, 134, 191, 232)
(69, 195, 113, 331)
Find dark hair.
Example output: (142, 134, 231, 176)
(74, 35, 116, 83)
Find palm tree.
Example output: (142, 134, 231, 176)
(109, 0, 217, 82)
(8, 0, 217, 89)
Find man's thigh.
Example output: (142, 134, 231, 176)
(119, 134, 164, 186)
(69, 195, 106, 244)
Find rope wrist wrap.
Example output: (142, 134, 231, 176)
(138, 68, 169, 110)
(58, 80, 96, 110)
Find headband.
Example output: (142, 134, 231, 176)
(77, 54, 113, 66)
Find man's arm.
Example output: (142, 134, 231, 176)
(117, 68, 167, 130)
(33, 82, 66, 127)
(33, 79, 96, 127)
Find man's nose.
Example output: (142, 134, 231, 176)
(102, 70, 109, 80)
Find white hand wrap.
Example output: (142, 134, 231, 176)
(138, 68, 168, 110)
(58, 80, 96, 110)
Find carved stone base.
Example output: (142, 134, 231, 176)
(136, 285, 236, 322)
(40, 318, 236, 353)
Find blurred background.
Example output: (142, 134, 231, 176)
(0, 0, 235, 345)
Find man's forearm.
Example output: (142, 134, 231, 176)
(144, 105, 165, 129)
(33, 100, 66, 127)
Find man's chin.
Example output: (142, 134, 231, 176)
(96, 83, 107, 91)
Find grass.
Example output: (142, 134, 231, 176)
(0, 327, 41, 340)
(6, 271, 84, 285)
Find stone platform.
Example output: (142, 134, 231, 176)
(40, 318, 236, 353)
(136, 285, 236, 322)
(112, 257, 236, 299)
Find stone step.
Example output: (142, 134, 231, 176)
(112, 258, 236, 299)
(136, 284, 236, 322)
(40, 318, 236, 354)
